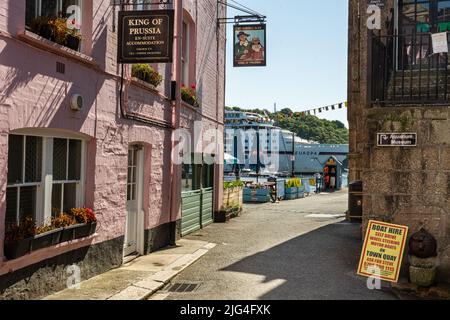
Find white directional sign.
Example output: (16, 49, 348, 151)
(377, 133, 417, 147)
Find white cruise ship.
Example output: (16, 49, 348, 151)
(224, 110, 349, 176)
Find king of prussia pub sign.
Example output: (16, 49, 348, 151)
(118, 10, 174, 64)
(234, 24, 266, 67)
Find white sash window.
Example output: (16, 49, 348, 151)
(5, 134, 85, 227)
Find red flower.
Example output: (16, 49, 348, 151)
(190, 84, 196, 90)
(182, 84, 186, 88)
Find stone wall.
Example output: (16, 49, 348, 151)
(0, 236, 124, 300)
(348, 0, 450, 281)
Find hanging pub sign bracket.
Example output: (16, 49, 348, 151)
(110, 0, 172, 6)
(218, 15, 266, 25)
(217, 0, 265, 25)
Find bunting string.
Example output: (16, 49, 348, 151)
(291, 101, 348, 116)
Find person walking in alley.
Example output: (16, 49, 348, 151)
(329, 168, 336, 192)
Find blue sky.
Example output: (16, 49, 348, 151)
(225, 0, 349, 126)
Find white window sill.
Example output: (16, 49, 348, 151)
(17, 30, 95, 67)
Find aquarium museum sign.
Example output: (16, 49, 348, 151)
(118, 10, 174, 64)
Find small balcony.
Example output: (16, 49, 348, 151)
(371, 31, 449, 105)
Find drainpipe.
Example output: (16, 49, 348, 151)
(214, 1, 226, 214)
(169, 0, 183, 245)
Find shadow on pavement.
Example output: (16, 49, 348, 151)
(220, 222, 398, 300)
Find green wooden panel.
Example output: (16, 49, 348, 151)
(182, 214, 201, 228)
(181, 188, 214, 236)
(182, 197, 202, 211)
(201, 189, 214, 228)
(181, 191, 201, 237)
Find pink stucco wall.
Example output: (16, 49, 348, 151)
(181, 0, 226, 212)
(0, 0, 226, 266)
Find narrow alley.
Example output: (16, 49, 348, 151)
(150, 191, 397, 300)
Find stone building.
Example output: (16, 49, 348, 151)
(348, 0, 450, 281)
(0, 0, 226, 299)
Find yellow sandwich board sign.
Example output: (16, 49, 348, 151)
(357, 220, 409, 283)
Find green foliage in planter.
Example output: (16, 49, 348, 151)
(286, 178, 302, 189)
(220, 202, 242, 219)
(132, 64, 163, 87)
(224, 181, 244, 190)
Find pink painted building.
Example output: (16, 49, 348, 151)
(0, 0, 226, 299)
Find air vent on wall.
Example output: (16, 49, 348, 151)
(56, 62, 65, 74)
(70, 94, 83, 111)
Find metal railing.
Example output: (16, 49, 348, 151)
(371, 31, 449, 105)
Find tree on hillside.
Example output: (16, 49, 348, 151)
(226, 106, 349, 144)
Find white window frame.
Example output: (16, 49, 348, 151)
(127, 147, 138, 201)
(6, 136, 44, 225)
(50, 138, 86, 219)
(6, 133, 86, 226)
(28, 0, 83, 23)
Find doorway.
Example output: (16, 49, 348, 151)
(124, 145, 144, 259)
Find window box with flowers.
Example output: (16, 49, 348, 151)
(3, 208, 97, 260)
(181, 84, 200, 107)
(70, 208, 97, 240)
(25, 0, 83, 52)
(131, 64, 163, 88)
(4, 218, 35, 260)
(29, 17, 82, 51)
